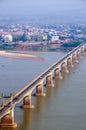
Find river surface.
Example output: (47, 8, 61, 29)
(0, 51, 86, 130)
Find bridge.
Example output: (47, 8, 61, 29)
(0, 43, 86, 128)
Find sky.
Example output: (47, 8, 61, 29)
(0, 0, 86, 23)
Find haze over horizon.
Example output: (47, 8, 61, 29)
(0, 0, 86, 23)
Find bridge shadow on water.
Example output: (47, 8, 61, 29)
(18, 109, 34, 130)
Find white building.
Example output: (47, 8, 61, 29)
(51, 36, 59, 42)
(3, 34, 13, 43)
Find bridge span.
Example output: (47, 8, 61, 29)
(0, 43, 86, 128)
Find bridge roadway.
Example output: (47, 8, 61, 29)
(0, 43, 85, 119)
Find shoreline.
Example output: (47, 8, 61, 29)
(0, 50, 44, 61)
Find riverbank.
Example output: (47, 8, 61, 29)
(0, 50, 44, 61)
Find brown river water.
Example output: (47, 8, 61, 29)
(0, 51, 86, 130)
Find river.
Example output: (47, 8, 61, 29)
(0, 51, 86, 130)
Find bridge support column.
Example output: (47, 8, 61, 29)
(34, 83, 46, 97)
(61, 63, 69, 73)
(67, 58, 74, 68)
(0, 108, 17, 128)
(54, 68, 63, 79)
(81, 47, 84, 55)
(22, 95, 34, 109)
(77, 51, 82, 59)
(84, 46, 86, 52)
(72, 54, 78, 63)
(46, 75, 54, 87)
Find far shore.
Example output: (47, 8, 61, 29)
(0, 50, 44, 61)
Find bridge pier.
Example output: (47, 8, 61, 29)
(22, 95, 34, 109)
(77, 50, 82, 59)
(54, 68, 63, 79)
(84, 45, 86, 52)
(34, 83, 46, 96)
(72, 54, 79, 63)
(0, 108, 17, 128)
(61, 62, 69, 73)
(81, 47, 84, 55)
(46, 74, 54, 87)
(67, 58, 74, 68)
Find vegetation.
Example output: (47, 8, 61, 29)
(0, 44, 15, 50)
(12, 35, 23, 42)
(62, 38, 85, 48)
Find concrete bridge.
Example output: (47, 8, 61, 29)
(0, 43, 86, 128)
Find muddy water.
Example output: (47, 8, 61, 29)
(0, 51, 86, 130)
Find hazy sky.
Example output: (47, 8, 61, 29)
(0, 0, 86, 22)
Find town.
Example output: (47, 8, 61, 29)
(0, 22, 86, 51)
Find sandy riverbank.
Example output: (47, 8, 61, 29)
(0, 50, 44, 61)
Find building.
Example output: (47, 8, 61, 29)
(51, 36, 59, 42)
(3, 34, 13, 43)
